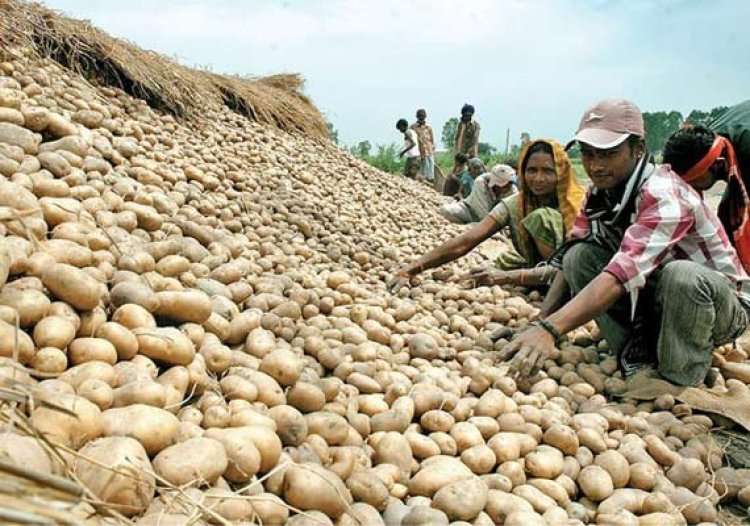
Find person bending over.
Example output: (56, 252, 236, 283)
(440, 163, 518, 224)
(499, 99, 750, 388)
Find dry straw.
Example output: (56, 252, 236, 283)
(0, 0, 328, 138)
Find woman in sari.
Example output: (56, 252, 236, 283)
(388, 139, 585, 291)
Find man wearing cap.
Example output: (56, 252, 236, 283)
(440, 163, 517, 224)
(498, 98, 750, 387)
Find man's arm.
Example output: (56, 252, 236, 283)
(455, 122, 465, 153)
(470, 122, 481, 157)
(539, 270, 570, 317)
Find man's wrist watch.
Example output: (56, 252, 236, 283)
(531, 319, 562, 344)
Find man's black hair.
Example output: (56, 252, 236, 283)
(454, 153, 469, 163)
(461, 104, 475, 114)
(396, 118, 409, 128)
(416, 108, 426, 115)
(663, 125, 715, 175)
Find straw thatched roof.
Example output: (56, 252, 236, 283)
(0, 0, 329, 138)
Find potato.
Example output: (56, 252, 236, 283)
(305, 412, 349, 446)
(408, 456, 473, 497)
(267, 405, 308, 446)
(112, 303, 156, 329)
(595, 450, 630, 489)
(101, 404, 179, 455)
(346, 470, 390, 511)
(31, 393, 102, 449)
(432, 476, 488, 521)
(33, 315, 77, 349)
(113, 380, 166, 408)
(41, 263, 101, 311)
(373, 431, 412, 482)
(109, 281, 159, 311)
(134, 327, 195, 366)
(68, 337, 118, 365)
(203, 427, 262, 483)
(525, 445, 564, 479)
(0, 287, 49, 327)
(94, 321, 138, 360)
(152, 437, 228, 486)
(75, 437, 155, 516)
(666, 457, 707, 492)
(77, 378, 114, 410)
(578, 465, 614, 502)
(282, 463, 353, 518)
(0, 319, 35, 364)
(31, 346, 68, 373)
(460, 444, 496, 475)
(154, 290, 211, 323)
(543, 424, 579, 456)
(259, 348, 302, 386)
(0, 432, 56, 474)
(485, 490, 534, 523)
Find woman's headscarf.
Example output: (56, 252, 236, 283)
(516, 139, 585, 259)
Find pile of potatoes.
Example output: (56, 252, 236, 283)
(1, 46, 750, 526)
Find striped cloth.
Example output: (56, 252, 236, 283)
(570, 165, 750, 305)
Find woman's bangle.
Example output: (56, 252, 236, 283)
(519, 269, 526, 285)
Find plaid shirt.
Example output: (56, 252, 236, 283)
(571, 165, 750, 304)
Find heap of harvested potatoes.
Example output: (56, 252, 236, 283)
(2, 29, 750, 526)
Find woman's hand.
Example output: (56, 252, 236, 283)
(464, 265, 514, 287)
(386, 269, 412, 293)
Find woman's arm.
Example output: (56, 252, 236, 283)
(404, 215, 502, 277)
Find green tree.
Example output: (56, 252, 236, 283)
(685, 106, 729, 127)
(326, 121, 339, 145)
(356, 140, 371, 158)
(642, 111, 683, 154)
(442, 117, 459, 150)
(478, 142, 496, 157)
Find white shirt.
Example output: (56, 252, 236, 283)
(404, 129, 420, 158)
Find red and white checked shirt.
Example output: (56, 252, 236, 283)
(571, 165, 750, 303)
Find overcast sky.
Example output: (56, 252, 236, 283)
(45, 0, 749, 150)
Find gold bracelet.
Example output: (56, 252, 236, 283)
(519, 269, 526, 285)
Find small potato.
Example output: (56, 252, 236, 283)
(68, 337, 117, 365)
(77, 378, 114, 410)
(31, 346, 67, 373)
(95, 322, 138, 360)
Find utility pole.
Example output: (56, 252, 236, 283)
(504, 127, 510, 158)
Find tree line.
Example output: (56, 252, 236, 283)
(328, 105, 729, 174)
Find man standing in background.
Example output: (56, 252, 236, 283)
(455, 104, 481, 158)
(411, 109, 436, 184)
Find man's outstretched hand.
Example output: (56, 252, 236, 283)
(497, 325, 556, 377)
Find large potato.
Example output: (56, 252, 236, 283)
(432, 476, 488, 521)
(42, 263, 101, 311)
(31, 393, 102, 449)
(152, 437, 228, 486)
(283, 462, 353, 518)
(101, 404, 179, 455)
(75, 437, 155, 517)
